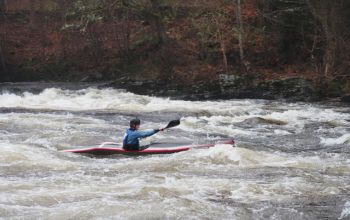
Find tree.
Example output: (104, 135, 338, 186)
(235, 0, 244, 64)
(0, 0, 7, 73)
(255, 0, 349, 80)
(305, 0, 345, 78)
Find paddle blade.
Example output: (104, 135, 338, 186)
(164, 120, 180, 129)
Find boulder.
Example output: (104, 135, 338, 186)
(341, 94, 350, 103)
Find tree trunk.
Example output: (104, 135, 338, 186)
(2, 0, 7, 12)
(219, 31, 228, 74)
(122, 3, 130, 58)
(221, 41, 228, 74)
(214, 17, 228, 74)
(56, 0, 70, 59)
(29, 0, 36, 28)
(0, 0, 7, 72)
(235, 0, 244, 65)
(305, 0, 338, 78)
(149, 0, 168, 45)
(0, 42, 6, 73)
(87, 27, 102, 65)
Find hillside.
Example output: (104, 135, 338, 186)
(0, 0, 349, 101)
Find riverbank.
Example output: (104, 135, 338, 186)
(105, 75, 321, 102)
(1, 75, 350, 103)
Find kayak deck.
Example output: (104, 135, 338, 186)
(63, 139, 235, 155)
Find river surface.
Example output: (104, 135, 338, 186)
(0, 83, 349, 220)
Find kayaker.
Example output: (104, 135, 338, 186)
(122, 118, 164, 151)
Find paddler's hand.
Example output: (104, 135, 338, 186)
(154, 128, 164, 133)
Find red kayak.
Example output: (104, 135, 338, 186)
(63, 139, 235, 156)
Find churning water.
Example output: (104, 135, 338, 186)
(0, 83, 349, 219)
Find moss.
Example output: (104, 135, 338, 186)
(342, 78, 350, 94)
(6, 11, 30, 24)
(41, 0, 59, 12)
(11, 59, 74, 81)
(130, 35, 160, 50)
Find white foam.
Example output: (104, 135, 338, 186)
(0, 88, 264, 115)
(320, 134, 350, 146)
(1, 88, 348, 139)
(173, 144, 349, 172)
(274, 129, 292, 135)
(339, 201, 350, 219)
(266, 106, 350, 132)
(0, 143, 77, 171)
(179, 116, 263, 137)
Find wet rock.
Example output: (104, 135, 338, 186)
(80, 71, 103, 82)
(341, 94, 350, 103)
(257, 77, 319, 101)
(241, 117, 288, 125)
(0, 82, 106, 94)
(105, 76, 320, 102)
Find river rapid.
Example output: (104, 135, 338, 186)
(0, 83, 349, 220)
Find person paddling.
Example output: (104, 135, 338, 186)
(122, 118, 164, 151)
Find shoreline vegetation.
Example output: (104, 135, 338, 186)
(0, 1, 349, 102)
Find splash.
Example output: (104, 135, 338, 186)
(339, 201, 350, 219)
(0, 85, 349, 219)
(320, 134, 350, 146)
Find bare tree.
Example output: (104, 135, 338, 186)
(109, 0, 131, 59)
(213, 15, 229, 74)
(235, 0, 244, 64)
(149, 0, 169, 45)
(29, 0, 37, 29)
(305, 0, 340, 78)
(0, 0, 7, 73)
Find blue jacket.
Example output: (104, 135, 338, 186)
(122, 128, 157, 148)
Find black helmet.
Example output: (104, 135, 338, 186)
(130, 118, 141, 127)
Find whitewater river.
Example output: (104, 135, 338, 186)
(0, 83, 349, 219)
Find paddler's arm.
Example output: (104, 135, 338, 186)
(134, 129, 162, 139)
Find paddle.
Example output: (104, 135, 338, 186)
(163, 119, 180, 130)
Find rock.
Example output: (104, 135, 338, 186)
(80, 71, 103, 82)
(104, 76, 320, 102)
(341, 94, 350, 103)
(242, 117, 288, 125)
(80, 76, 89, 82)
(257, 77, 319, 101)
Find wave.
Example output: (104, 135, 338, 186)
(320, 134, 350, 146)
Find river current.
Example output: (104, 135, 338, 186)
(0, 83, 349, 219)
